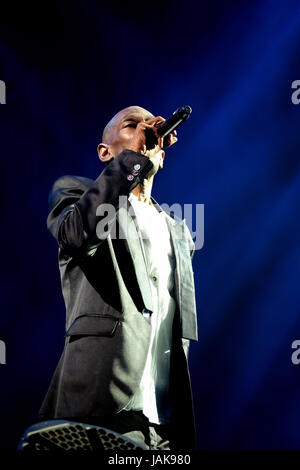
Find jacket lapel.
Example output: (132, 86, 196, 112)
(117, 195, 198, 342)
(165, 216, 198, 341)
(117, 201, 153, 313)
(150, 197, 198, 342)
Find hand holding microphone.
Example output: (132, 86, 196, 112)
(155, 105, 192, 147)
(126, 105, 192, 155)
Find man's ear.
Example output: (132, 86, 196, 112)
(97, 143, 113, 163)
(159, 150, 165, 169)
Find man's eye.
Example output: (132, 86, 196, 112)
(125, 123, 137, 128)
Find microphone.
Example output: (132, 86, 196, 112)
(155, 105, 192, 145)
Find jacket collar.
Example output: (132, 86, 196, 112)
(128, 191, 181, 226)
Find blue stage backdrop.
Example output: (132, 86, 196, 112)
(0, 0, 300, 450)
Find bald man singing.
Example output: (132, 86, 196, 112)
(39, 106, 198, 450)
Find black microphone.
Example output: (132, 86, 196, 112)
(155, 105, 192, 144)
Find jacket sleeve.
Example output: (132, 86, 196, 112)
(47, 149, 154, 256)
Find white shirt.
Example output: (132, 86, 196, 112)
(123, 191, 176, 424)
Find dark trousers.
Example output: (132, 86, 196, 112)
(81, 410, 175, 450)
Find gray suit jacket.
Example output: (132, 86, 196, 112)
(39, 149, 198, 449)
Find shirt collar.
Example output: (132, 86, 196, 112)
(129, 191, 152, 205)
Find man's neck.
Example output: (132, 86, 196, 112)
(131, 175, 154, 204)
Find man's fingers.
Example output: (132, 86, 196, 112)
(164, 130, 178, 148)
(137, 117, 168, 152)
(146, 115, 165, 126)
(158, 135, 164, 148)
(170, 133, 178, 145)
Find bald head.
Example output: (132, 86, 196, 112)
(102, 106, 154, 145)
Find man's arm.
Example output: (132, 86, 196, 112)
(47, 149, 154, 255)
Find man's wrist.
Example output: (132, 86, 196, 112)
(116, 149, 154, 186)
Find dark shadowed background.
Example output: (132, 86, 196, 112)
(0, 0, 300, 450)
